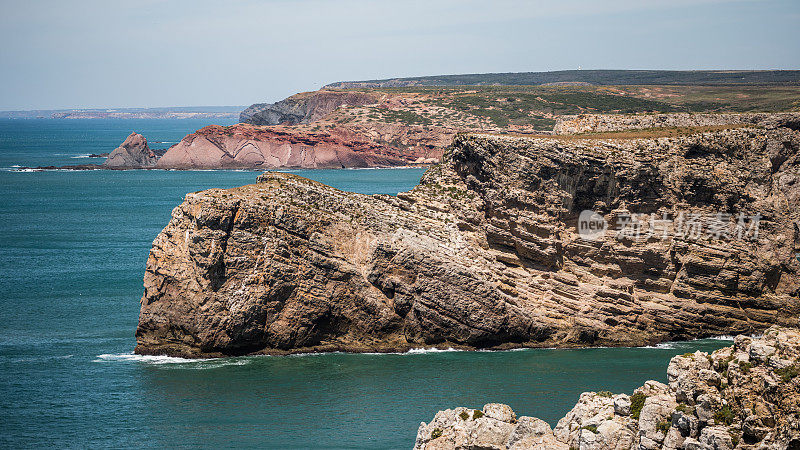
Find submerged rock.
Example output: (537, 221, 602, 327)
(414, 327, 800, 449)
(103, 132, 157, 168)
(135, 115, 800, 357)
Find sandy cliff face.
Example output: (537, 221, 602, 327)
(135, 117, 800, 357)
(414, 326, 800, 450)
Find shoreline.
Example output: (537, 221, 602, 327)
(132, 332, 744, 360)
(112, 334, 739, 364)
(9, 164, 433, 172)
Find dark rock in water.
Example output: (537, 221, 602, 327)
(104, 132, 157, 168)
(17, 164, 105, 171)
(414, 326, 800, 450)
(88, 153, 109, 158)
(135, 113, 800, 358)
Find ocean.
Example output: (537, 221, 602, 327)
(0, 119, 731, 448)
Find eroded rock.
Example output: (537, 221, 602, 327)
(414, 327, 800, 449)
(103, 132, 157, 168)
(136, 117, 800, 357)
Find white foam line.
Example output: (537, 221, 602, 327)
(94, 352, 261, 369)
(94, 352, 202, 364)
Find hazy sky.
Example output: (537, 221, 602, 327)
(1, 0, 798, 110)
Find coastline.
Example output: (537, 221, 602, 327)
(132, 331, 743, 359)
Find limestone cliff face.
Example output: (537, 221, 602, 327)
(553, 112, 800, 134)
(240, 90, 379, 125)
(135, 119, 800, 357)
(103, 132, 157, 168)
(414, 326, 800, 450)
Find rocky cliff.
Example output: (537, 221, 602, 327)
(135, 116, 800, 357)
(414, 326, 800, 450)
(554, 113, 800, 135)
(240, 90, 379, 125)
(154, 124, 415, 169)
(103, 132, 157, 168)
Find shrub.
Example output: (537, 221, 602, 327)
(472, 410, 484, 419)
(582, 425, 598, 434)
(675, 403, 694, 415)
(431, 428, 442, 440)
(714, 405, 735, 425)
(656, 420, 671, 434)
(597, 391, 613, 398)
(739, 361, 752, 374)
(775, 363, 800, 382)
(630, 393, 647, 420)
(719, 355, 735, 372)
(459, 411, 470, 420)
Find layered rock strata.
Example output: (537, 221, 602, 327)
(553, 113, 800, 135)
(414, 326, 800, 449)
(135, 118, 800, 357)
(240, 90, 379, 125)
(103, 132, 157, 168)
(154, 124, 415, 169)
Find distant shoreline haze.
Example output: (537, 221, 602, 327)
(0, 106, 246, 120)
(5, 69, 800, 118)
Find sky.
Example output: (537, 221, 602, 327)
(0, 0, 798, 110)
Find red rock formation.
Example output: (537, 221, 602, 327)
(156, 124, 444, 169)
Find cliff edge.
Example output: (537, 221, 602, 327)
(135, 115, 800, 357)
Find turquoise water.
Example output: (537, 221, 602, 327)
(0, 119, 730, 448)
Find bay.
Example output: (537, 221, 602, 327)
(0, 119, 730, 448)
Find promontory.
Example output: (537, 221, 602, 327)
(135, 113, 800, 357)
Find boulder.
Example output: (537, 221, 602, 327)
(415, 327, 800, 449)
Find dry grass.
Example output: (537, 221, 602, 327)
(491, 124, 752, 140)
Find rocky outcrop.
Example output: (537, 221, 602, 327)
(154, 124, 426, 169)
(103, 132, 157, 168)
(240, 90, 379, 125)
(135, 116, 800, 357)
(414, 326, 800, 449)
(553, 113, 800, 135)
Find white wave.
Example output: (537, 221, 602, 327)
(706, 335, 736, 341)
(94, 352, 258, 369)
(406, 347, 460, 354)
(642, 342, 679, 349)
(70, 154, 92, 159)
(287, 347, 463, 357)
(10, 164, 21, 168)
(478, 347, 532, 352)
(94, 352, 200, 364)
(357, 347, 464, 356)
